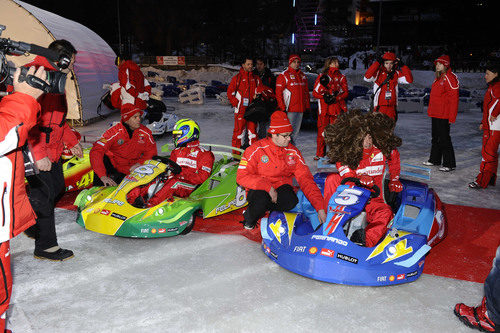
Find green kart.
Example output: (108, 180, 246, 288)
(74, 144, 246, 238)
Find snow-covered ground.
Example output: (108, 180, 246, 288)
(7, 70, 498, 332)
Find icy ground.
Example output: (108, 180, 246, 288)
(8, 97, 498, 332)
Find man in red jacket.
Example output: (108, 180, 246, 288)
(0, 65, 46, 332)
(127, 118, 214, 207)
(110, 56, 151, 110)
(236, 111, 326, 230)
(227, 57, 264, 150)
(90, 104, 157, 187)
(423, 55, 460, 172)
(364, 52, 413, 121)
(469, 62, 500, 189)
(312, 57, 348, 160)
(323, 111, 403, 247)
(25, 40, 81, 261)
(276, 54, 311, 144)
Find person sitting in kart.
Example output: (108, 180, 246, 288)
(127, 118, 215, 208)
(323, 110, 403, 247)
(90, 104, 158, 186)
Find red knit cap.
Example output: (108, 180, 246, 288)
(268, 111, 293, 134)
(382, 52, 397, 61)
(434, 55, 450, 67)
(289, 54, 301, 65)
(121, 103, 143, 122)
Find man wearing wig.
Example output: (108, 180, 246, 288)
(323, 111, 403, 247)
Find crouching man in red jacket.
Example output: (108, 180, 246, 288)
(127, 119, 214, 207)
(236, 111, 326, 230)
(0, 66, 47, 332)
(323, 111, 403, 247)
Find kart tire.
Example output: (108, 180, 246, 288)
(180, 214, 195, 235)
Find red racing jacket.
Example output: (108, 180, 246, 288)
(236, 137, 324, 212)
(111, 60, 151, 110)
(364, 62, 413, 108)
(227, 68, 264, 115)
(324, 147, 401, 204)
(482, 80, 500, 131)
(312, 67, 348, 116)
(24, 56, 79, 163)
(170, 140, 215, 185)
(275, 67, 311, 113)
(90, 122, 157, 178)
(427, 68, 460, 123)
(0, 92, 39, 242)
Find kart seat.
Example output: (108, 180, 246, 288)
(343, 212, 367, 239)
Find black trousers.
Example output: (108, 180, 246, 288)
(26, 160, 65, 251)
(244, 184, 298, 224)
(429, 117, 456, 168)
(93, 155, 126, 186)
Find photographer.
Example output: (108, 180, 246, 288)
(0, 66, 47, 332)
(24, 40, 80, 261)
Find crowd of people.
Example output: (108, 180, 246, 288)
(0, 38, 498, 331)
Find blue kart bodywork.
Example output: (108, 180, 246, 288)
(261, 173, 447, 286)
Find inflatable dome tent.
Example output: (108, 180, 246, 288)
(0, 0, 117, 124)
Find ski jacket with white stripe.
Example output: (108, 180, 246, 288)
(227, 68, 263, 115)
(482, 80, 500, 131)
(90, 122, 157, 178)
(364, 61, 413, 108)
(0, 92, 38, 242)
(236, 137, 324, 211)
(312, 67, 348, 115)
(275, 67, 310, 113)
(427, 68, 460, 123)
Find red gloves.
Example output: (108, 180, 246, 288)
(359, 175, 374, 187)
(389, 177, 403, 192)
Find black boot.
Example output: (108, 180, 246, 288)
(34, 248, 74, 261)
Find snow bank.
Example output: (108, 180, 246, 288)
(142, 65, 237, 85)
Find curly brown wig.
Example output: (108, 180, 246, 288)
(325, 110, 401, 169)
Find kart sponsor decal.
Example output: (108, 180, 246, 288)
(293, 246, 307, 253)
(406, 271, 418, 278)
(214, 186, 247, 214)
(309, 247, 318, 254)
(324, 213, 343, 235)
(334, 188, 363, 207)
(382, 238, 413, 264)
(104, 198, 125, 206)
(269, 251, 278, 259)
(269, 213, 298, 245)
(377, 276, 387, 282)
(269, 219, 285, 243)
(366, 230, 412, 261)
(134, 164, 156, 175)
(261, 155, 269, 163)
(110, 213, 127, 221)
(397, 274, 405, 280)
(328, 206, 350, 215)
(140, 228, 149, 233)
(336, 253, 358, 264)
(158, 228, 166, 233)
(125, 175, 138, 182)
(179, 221, 188, 227)
(418, 260, 424, 268)
(263, 243, 271, 254)
(167, 227, 178, 232)
(151, 228, 157, 234)
(389, 275, 395, 282)
(320, 248, 335, 258)
(100, 210, 110, 216)
(311, 235, 348, 246)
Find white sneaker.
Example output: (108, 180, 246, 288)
(439, 166, 455, 172)
(422, 161, 436, 166)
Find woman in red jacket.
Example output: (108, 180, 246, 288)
(312, 57, 348, 160)
(423, 55, 460, 172)
(469, 62, 500, 189)
(236, 111, 326, 230)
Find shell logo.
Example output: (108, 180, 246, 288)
(309, 247, 318, 254)
(389, 275, 395, 282)
(151, 229, 157, 234)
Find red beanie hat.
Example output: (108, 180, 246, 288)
(434, 55, 450, 67)
(121, 103, 143, 122)
(382, 52, 397, 61)
(289, 54, 301, 65)
(268, 111, 293, 134)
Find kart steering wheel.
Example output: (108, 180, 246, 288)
(152, 156, 182, 175)
(341, 177, 380, 198)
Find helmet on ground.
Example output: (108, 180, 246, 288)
(172, 118, 200, 147)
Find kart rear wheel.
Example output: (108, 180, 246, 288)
(180, 213, 195, 235)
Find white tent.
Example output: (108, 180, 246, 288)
(0, 0, 117, 123)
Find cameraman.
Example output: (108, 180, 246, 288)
(25, 40, 80, 261)
(0, 66, 47, 332)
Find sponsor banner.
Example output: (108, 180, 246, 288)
(397, 273, 405, 280)
(167, 227, 179, 232)
(336, 252, 358, 264)
(156, 56, 186, 66)
(406, 271, 418, 278)
(110, 212, 127, 221)
(320, 248, 335, 258)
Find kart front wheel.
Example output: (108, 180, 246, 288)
(180, 213, 195, 235)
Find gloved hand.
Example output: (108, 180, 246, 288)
(323, 93, 336, 105)
(319, 74, 330, 88)
(389, 178, 403, 192)
(396, 58, 404, 68)
(377, 55, 385, 64)
(359, 175, 374, 187)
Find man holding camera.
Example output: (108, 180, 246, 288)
(312, 56, 348, 160)
(24, 40, 81, 261)
(364, 51, 413, 121)
(0, 65, 47, 332)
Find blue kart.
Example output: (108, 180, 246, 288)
(260, 173, 447, 286)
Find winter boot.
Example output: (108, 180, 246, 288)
(454, 297, 497, 332)
(34, 247, 74, 261)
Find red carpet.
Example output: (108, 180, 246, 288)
(58, 192, 499, 283)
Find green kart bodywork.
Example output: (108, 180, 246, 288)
(74, 144, 246, 238)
